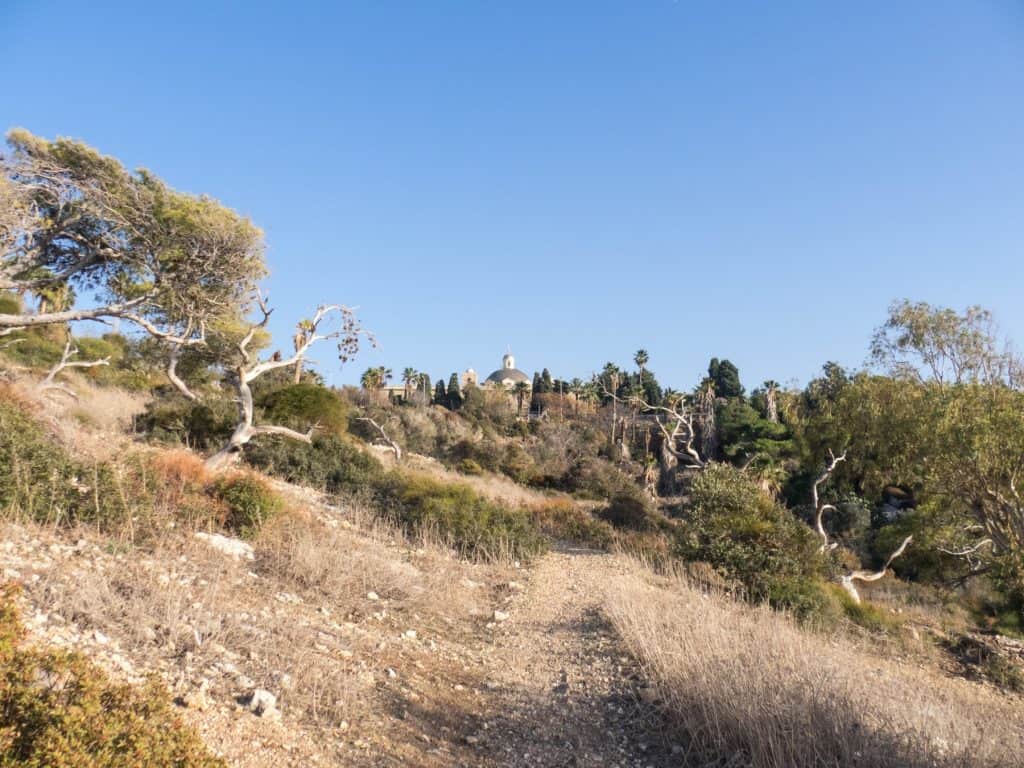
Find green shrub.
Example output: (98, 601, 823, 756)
(0, 584, 224, 767)
(212, 474, 284, 538)
(137, 395, 236, 449)
(256, 383, 348, 437)
(447, 439, 502, 473)
(244, 434, 384, 494)
(564, 457, 640, 501)
(599, 493, 655, 531)
(458, 458, 484, 475)
(766, 577, 844, 623)
(376, 472, 546, 561)
(534, 500, 615, 550)
(0, 390, 82, 524)
(675, 464, 822, 600)
(499, 444, 537, 484)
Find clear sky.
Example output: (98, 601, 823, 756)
(3, 1, 1023, 391)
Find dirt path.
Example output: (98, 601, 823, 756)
(450, 547, 679, 767)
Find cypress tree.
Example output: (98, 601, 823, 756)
(447, 373, 463, 410)
(540, 368, 554, 393)
(433, 379, 447, 406)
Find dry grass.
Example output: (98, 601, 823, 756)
(9, 480, 500, 740)
(604, 565, 1024, 768)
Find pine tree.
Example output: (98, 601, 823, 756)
(540, 368, 554, 393)
(708, 357, 743, 398)
(532, 372, 542, 391)
(447, 373, 463, 410)
(433, 379, 447, 407)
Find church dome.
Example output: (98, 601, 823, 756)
(484, 349, 530, 387)
(484, 367, 530, 385)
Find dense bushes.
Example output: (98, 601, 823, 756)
(0, 390, 81, 524)
(675, 464, 823, 603)
(256, 383, 348, 437)
(376, 473, 546, 561)
(0, 584, 224, 767)
(212, 473, 284, 538)
(599, 493, 655, 531)
(244, 435, 384, 494)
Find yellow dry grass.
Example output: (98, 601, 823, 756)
(604, 565, 1024, 768)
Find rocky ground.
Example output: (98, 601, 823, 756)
(1, 480, 680, 767)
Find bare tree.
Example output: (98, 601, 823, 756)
(357, 416, 402, 462)
(602, 385, 706, 485)
(811, 449, 847, 553)
(839, 535, 914, 604)
(36, 336, 110, 398)
(205, 293, 369, 471)
(812, 448, 913, 602)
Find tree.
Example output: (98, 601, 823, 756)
(762, 380, 779, 423)
(433, 378, 446, 406)
(810, 448, 912, 603)
(871, 300, 1019, 387)
(402, 367, 418, 401)
(708, 357, 743, 398)
(447, 373, 462, 410)
(513, 380, 530, 417)
(634, 348, 649, 387)
(0, 130, 265, 393)
(539, 368, 554, 394)
(205, 293, 368, 470)
(360, 367, 382, 390)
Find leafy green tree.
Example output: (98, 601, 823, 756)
(539, 368, 554, 394)
(0, 130, 265, 387)
(871, 300, 1017, 386)
(433, 378, 447, 406)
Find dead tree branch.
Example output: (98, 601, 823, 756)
(840, 535, 914, 604)
(357, 417, 402, 462)
(205, 293, 369, 471)
(602, 386, 705, 469)
(812, 449, 846, 553)
(36, 338, 110, 398)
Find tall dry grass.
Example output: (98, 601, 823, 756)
(605, 568, 1024, 768)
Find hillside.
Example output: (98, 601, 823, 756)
(0, 372, 1022, 767)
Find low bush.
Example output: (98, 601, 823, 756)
(534, 499, 615, 550)
(458, 458, 484, 475)
(137, 395, 236, 450)
(212, 473, 285, 538)
(0, 583, 224, 767)
(563, 457, 641, 501)
(598, 493, 655, 531)
(376, 472, 546, 561)
(675, 464, 822, 602)
(0, 388, 81, 524)
(244, 434, 384, 494)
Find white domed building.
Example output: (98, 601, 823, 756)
(483, 350, 531, 391)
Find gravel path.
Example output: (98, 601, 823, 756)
(458, 547, 680, 767)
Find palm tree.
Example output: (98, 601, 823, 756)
(402, 367, 418, 401)
(568, 377, 584, 414)
(634, 349, 649, 387)
(513, 381, 530, 417)
(360, 367, 381, 390)
(762, 379, 780, 422)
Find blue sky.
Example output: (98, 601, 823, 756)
(3, 1, 1023, 391)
